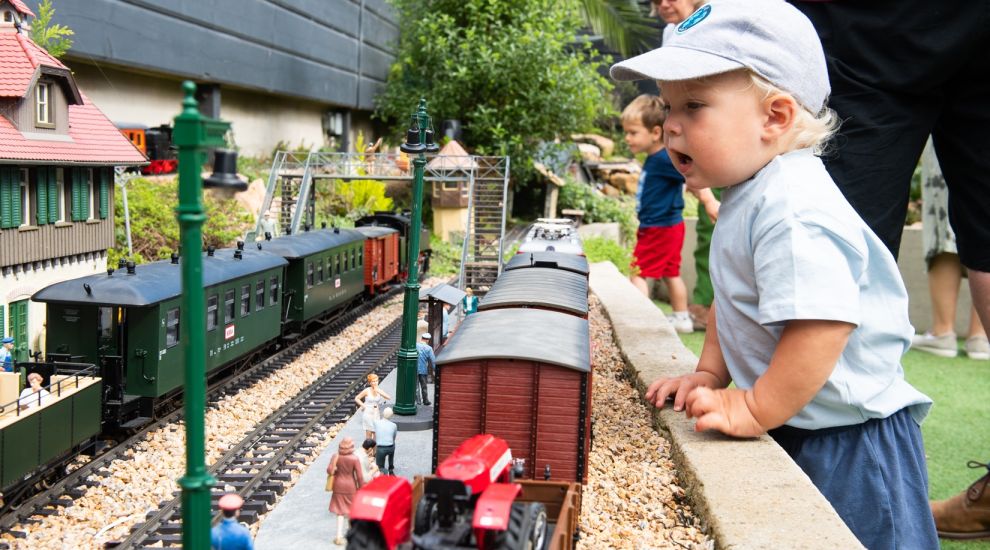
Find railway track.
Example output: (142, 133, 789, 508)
(0, 288, 400, 539)
(119, 319, 401, 548)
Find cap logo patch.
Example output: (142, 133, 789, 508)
(676, 4, 711, 34)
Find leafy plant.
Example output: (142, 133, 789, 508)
(428, 233, 462, 277)
(583, 236, 634, 275)
(376, 0, 614, 186)
(577, 0, 656, 57)
(558, 179, 637, 242)
(314, 132, 394, 224)
(110, 176, 253, 264)
(29, 0, 74, 58)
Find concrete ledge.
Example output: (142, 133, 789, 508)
(589, 261, 863, 549)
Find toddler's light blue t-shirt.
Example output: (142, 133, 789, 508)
(711, 149, 932, 430)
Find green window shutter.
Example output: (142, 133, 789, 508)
(71, 168, 83, 221)
(99, 168, 109, 219)
(0, 304, 4, 338)
(82, 169, 91, 220)
(47, 167, 58, 223)
(0, 167, 12, 229)
(36, 168, 48, 225)
(10, 166, 21, 227)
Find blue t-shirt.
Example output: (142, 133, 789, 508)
(416, 342, 436, 375)
(636, 149, 685, 228)
(374, 418, 398, 446)
(211, 518, 254, 550)
(710, 149, 931, 430)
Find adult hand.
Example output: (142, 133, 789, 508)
(684, 387, 765, 437)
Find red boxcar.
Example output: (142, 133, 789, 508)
(355, 226, 400, 294)
(434, 308, 592, 484)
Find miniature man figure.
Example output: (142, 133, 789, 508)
(211, 493, 254, 550)
(461, 287, 479, 317)
(0, 337, 14, 372)
(373, 408, 398, 476)
(258, 211, 278, 240)
(416, 333, 436, 406)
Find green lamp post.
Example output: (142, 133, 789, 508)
(394, 99, 440, 415)
(173, 81, 247, 549)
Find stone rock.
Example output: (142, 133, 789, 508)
(571, 133, 616, 158)
(577, 143, 602, 163)
(610, 173, 639, 195)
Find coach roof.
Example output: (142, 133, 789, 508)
(478, 268, 588, 317)
(259, 228, 364, 259)
(33, 249, 287, 307)
(436, 308, 590, 372)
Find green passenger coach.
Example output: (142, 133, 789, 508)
(33, 247, 288, 425)
(258, 228, 366, 334)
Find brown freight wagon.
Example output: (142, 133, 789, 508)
(354, 226, 400, 295)
(504, 251, 591, 279)
(433, 308, 592, 483)
(477, 267, 589, 319)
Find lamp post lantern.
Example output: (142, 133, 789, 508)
(173, 80, 246, 550)
(394, 98, 439, 415)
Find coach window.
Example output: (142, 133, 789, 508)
(351, 248, 356, 270)
(334, 255, 340, 277)
(317, 259, 324, 284)
(256, 279, 265, 310)
(359, 249, 363, 266)
(270, 277, 279, 304)
(166, 308, 180, 348)
(306, 262, 314, 288)
(207, 295, 218, 331)
(224, 289, 235, 323)
(241, 284, 251, 317)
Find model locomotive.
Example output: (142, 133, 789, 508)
(0, 214, 430, 510)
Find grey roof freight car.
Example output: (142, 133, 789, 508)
(32, 249, 288, 307)
(503, 252, 590, 277)
(258, 229, 365, 258)
(478, 268, 589, 318)
(436, 308, 590, 372)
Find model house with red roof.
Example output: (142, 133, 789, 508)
(1, 0, 145, 362)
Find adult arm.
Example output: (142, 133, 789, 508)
(685, 319, 853, 436)
(688, 188, 720, 221)
(354, 388, 367, 409)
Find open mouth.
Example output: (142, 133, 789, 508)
(672, 150, 693, 172)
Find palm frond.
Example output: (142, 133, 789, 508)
(578, 0, 656, 57)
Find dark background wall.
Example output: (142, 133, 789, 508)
(24, 0, 397, 110)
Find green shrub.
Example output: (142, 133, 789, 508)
(558, 181, 637, 242)
(110, 176, 253, 264)
(376, 0, 614, 186)
(583, 236, 633, 275)
(429, 234, 462, 277)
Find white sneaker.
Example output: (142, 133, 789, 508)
(668, 314, 694, 334)
(911, 331, 958, 358)
(965, 336, 990, 360)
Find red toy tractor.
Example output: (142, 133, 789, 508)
(347, 434, 549, 550)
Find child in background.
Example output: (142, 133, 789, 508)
(612, 1, 937, 548)
(623, 94, 705, 333)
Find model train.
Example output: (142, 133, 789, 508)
(0, 213, 429, 510)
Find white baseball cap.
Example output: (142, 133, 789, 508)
(610, 0, 829, 113)
(420, 332, 431, 340)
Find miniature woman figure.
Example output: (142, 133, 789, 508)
(462, 287, 479, 317)
(18, 373, 50, 410)
(327, 437, 364, 545)
(354, 373, 392, 441)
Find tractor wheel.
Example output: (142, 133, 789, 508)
(346, 520, 387, 550)
(414, 496, 437, 535)
(489, 502, 549, 550)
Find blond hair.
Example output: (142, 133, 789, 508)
(621, 94, 666, 132)
(746, 72, 839, 155)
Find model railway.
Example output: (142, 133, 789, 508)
(0, 287, 402, 539)
(120, 319, 402, 548)
(0, 213, 429, 513)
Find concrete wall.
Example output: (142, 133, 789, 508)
(70, 63, 378, 158)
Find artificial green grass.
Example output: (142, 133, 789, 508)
(653, 300, 990, 549)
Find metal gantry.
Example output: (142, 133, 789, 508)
(256, 150, 510, 292)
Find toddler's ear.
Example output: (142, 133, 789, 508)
(763, 94, 798, 142)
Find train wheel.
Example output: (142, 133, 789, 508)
(346, 520, 387, 550)
(489, 502, 548, 550)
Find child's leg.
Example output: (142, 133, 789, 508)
(928, 253, 963, 335)
(630, 274, 650, 297)
(663, 276, 689, 313)
(770, 410, 938, 550)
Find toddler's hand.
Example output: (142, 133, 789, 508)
(684, 387, 765, 438)
(645, 372, 719, 412)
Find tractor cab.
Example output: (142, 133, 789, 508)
(347, 434, 548, 550)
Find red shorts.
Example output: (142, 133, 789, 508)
(631, 222, 685, 278)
